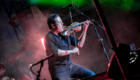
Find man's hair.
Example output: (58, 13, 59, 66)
(47, 14, 59, 30)
(0, 62, 5, 69)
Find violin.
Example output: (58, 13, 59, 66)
(61, 21, 90, 36)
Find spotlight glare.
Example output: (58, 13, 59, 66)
(41, 38, 45, 50)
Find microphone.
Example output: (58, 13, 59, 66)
(26, 64, 32, 72)
(61, 2, 76, 11)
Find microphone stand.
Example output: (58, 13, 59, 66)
(26, 64, 34, 80)
(30, 54, 54, 80)
(69, 11, 79, 57)
(71, 5, 110, 62)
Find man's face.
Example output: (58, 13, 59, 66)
(54, 16, 64, 33)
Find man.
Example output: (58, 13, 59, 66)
(45, 14, 95, 80)
(0, 62, 15, 80)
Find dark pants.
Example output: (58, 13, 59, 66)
(49, 63, 95, 80)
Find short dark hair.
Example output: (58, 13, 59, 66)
(47, 14, 59, 30)
(0, 62, 5, 69)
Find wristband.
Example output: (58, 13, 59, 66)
(77, 51, 78, 53)
(65, 51, 68, 55)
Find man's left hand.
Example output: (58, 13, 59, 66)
(83, 20, 90, 31)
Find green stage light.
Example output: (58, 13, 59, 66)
(101, 0, 140, 12)
(29, 0, 140, 12)
(29, 0, 41, 5)
(29, 0, 85, 7)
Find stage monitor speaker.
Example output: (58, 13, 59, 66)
(107, 43, 140, 80)
(130, 48, 140, 79)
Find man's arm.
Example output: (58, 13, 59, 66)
(45, 35, 79, 56)
(77, 20, 89, 48)
(58, 47, 79, 56)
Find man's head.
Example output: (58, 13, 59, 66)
(47, 14, 64, 33)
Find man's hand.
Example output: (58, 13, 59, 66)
(72, 47, 79, 56)
(83, 20, 90, 31)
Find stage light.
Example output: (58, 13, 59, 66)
(29, 0, 86, 7)
(41, 38, 45, 50)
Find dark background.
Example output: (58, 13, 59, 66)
(0, 0, 140, 80)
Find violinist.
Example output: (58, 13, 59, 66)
(45, 14, 95, 80)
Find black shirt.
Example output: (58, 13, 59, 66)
(45, 31, 78, 66)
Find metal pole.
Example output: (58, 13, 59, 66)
(92, 0, 126, 80)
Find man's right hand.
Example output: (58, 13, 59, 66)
(72, 47, 79, 56)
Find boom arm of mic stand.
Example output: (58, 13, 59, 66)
(30, 54, 54, 80)
(71, 6, 104, 29)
